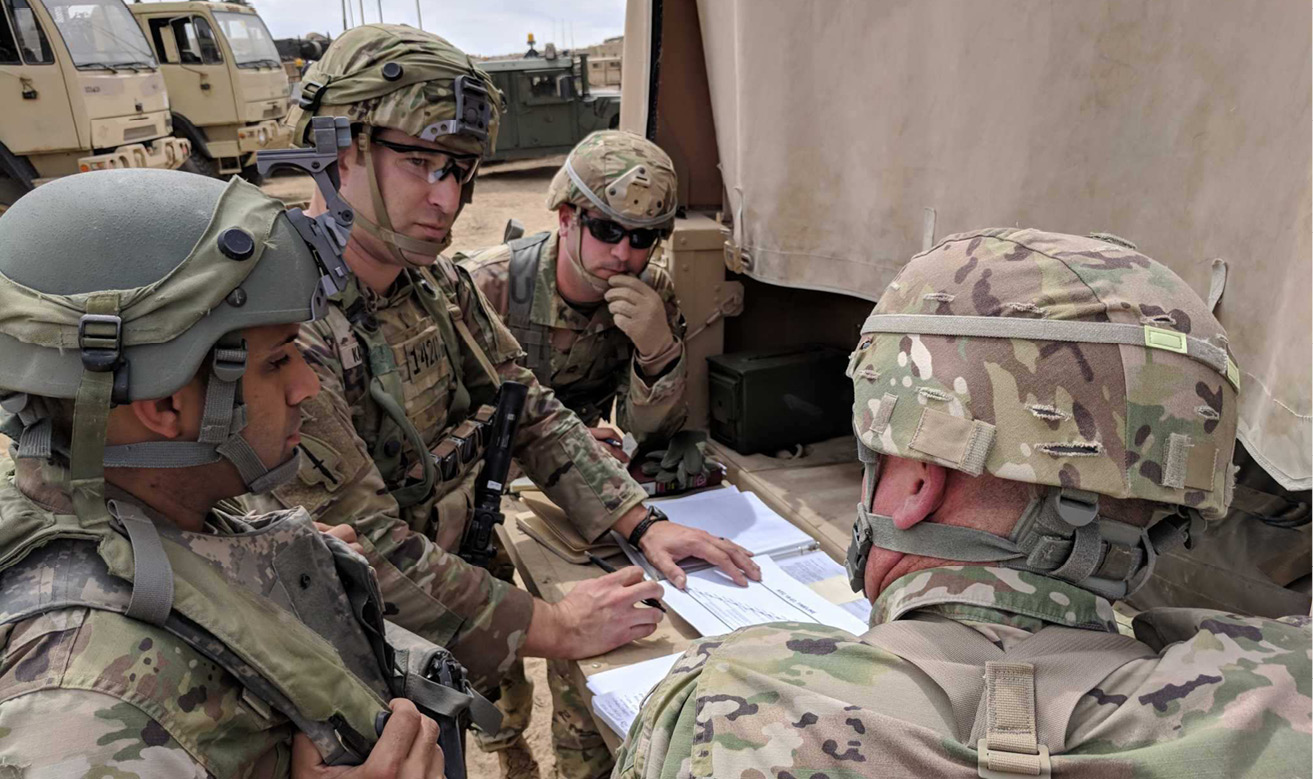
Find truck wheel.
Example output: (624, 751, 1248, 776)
(239, 164, 264, 186)
(180, 152, 220, 179)
(0, 175, 29, 213)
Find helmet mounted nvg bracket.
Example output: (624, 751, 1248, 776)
(256, 116, 356, 312)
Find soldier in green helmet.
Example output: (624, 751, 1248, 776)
(457, 130, 693, 779)
(0, 165, 465, 777)
(613, 229, 1312, 778)
(235, 24, 760, 777)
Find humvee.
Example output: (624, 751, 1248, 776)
(481, 45, 620, 163)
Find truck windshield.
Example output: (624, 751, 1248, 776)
(43, 0, 156, 69)
(212, 10, 278, 67)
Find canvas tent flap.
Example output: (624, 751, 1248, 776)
(693, 0, 1311, 490)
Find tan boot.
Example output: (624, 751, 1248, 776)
(497, 739, 542, 779)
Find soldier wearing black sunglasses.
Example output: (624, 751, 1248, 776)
(459, 130, 703, 779)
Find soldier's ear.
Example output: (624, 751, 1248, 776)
(118, 376, 205, 443)
(557, 206, 575, 235)
(884, 459, 948, 530)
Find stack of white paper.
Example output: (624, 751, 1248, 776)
(653, 486, 817, 559)
(660, 556, 869, 638)
(586, 652, 683, 736)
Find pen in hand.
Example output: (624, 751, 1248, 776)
(587, 553, 667, 612)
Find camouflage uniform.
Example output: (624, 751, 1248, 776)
(0, 469, 306, 777)
(458, 132, 684, 779)
(0, 169, 476, 776)
(615, 566, 1313, 779)
(236, 27, 649, 702)
(614, 230, 1312, 777)
(461, 231, 688, 440)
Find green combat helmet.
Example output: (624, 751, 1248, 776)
(845, 228, 1242, 601)
(289, 23, 501, 261)
(545, 129, 679, 291)
(0, 118, 355, 520)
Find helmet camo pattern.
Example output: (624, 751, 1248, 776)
(850, 227, 1239, 517)
(546, 130, 678, 229)
(845, 228, 1241, 601)
(289, 24, 500, 157)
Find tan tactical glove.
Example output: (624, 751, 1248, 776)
(604, 274, 680, 372)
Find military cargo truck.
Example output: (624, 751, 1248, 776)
(129, 0, 288, 178)
(481, 47, 619, 162)
(0, 0, 190, 210)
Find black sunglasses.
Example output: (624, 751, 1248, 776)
(578, 211, 663, 250)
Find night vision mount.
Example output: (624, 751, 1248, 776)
(256, 116, 356, 312)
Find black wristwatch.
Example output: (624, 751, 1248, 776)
(626, 505, 668, 548)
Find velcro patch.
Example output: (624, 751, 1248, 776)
(295, 434, 345, 492)
(908, 407, 995, 476)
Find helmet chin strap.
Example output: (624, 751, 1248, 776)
(353, 132, 452, 268)
(564, 212, 612, 294)
(93, 335, 301, 495)
(845, 446, 1202, 603)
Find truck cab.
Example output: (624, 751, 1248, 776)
(481, 48, 620, 163)
(0, 0, 189, 209)
(129, 0, 288, 178)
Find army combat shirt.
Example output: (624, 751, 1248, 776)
(460, 231, 688, 443)
(239, 256, 648, 690)
(614, 566, 1313, 778)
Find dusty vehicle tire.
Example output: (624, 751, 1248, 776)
(0, 175, 30, 213)
(180, 152, 220, 178)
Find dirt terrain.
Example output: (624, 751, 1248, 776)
(265, 158, 566, 777)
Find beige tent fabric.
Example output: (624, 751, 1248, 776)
(694, 0, 1311, 490)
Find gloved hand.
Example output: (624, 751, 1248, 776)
(641, 430, 709, 489)
(604, 274, 677, 366)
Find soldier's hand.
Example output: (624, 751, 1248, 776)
(605, 275, 675, 361)
(641, 522, 759, 589)
(588, 426, 630, 463)
(541, 566, 665, 659)
(315, 521, 365, 556)
(291, 699, 444, 779)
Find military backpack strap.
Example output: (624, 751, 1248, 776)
(865, 616, 1154, 776)
(0, 535, 387, 766)
(506, 232, 554, 383)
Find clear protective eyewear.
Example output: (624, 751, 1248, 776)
(373, 135, 481, 186)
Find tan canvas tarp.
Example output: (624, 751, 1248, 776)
(689, 0, 1311, 490)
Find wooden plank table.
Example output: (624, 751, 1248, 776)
(499, 434, 864, 750)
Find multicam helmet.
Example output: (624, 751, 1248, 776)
(0, 165, 352, 523)
(845, 228, 1241, 601)
(289, 24, 501, 260)
(546, 130, 678, 229)
(546, 130, 678, 291)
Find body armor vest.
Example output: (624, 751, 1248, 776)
(0, 473, 498, 770)
(505, 232, 626, 426)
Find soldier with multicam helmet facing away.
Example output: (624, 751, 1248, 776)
(234, 23, 760, 742)
(612, 229, 1312, 778)
(459, 130, 689, 779)
(0, 166, 467, 777)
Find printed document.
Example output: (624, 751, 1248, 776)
(661, 556, 868, 637)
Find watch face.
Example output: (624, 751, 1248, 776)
(649, 506, 668, 521)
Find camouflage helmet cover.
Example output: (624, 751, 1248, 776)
(546, 130, 678, 229)
(289, 24, 501, 156)
(850, 228, 1240, 520)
